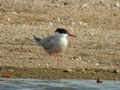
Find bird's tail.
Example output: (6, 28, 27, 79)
(33, 35, 42, 45)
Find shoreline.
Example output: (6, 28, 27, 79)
(0, 66, 120, 80)
(0, 0, 120, 80)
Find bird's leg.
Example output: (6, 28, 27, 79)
(48, 52, 62, 62)
(55, 53, 62, 62)
(48, 53, 52, 56)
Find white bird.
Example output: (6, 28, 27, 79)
(33, 28, 76, 61)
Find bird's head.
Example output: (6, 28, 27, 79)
(55, 28, 76, 38)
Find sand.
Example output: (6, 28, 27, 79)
(0, 0, 120, 79)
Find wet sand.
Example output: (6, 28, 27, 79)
(0, 66, 120, 80)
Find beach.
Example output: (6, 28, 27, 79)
(0, 0, 120, 79)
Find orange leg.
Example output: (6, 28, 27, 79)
(55, 53, 62, 62)
(48, 53, 52, 56)
(48, 53, 62, 62)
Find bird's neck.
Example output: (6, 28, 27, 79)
(54, 33, 68, 47)
(55, 33, 68, 39)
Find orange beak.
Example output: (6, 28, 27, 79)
(69, 34, 76, 38)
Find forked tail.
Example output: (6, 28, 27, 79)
(33, 35, 42, 45)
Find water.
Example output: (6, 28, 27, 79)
(0, 78, 120, 90)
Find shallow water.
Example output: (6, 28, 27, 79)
(0, 78, 120, 90)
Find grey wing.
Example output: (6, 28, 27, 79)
(42, 36, 56, 51)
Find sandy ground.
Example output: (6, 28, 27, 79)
(0, 0, 120, 79)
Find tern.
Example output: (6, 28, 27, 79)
(33, 28, 76, 61)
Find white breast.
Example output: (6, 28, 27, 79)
(59, 37, 68, 48)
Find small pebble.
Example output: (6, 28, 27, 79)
(112, 69, 120, 73)
(115, 2, 120, 8)
(63, 69, 73, 73)
(49, 22, 53, 26)
(8, 69, 14, 72)
(46, 64, 49, 68)
(96, 63, 99, 66)
(57, 17, 61, 22)
(7, 18, 10, 21)
(12, 11, 18, 15)
(1, 74, 14, 78)
(79, 21, 88, 26)
(81, 3, 89, 8)
(63, 2, 68, 5)
(96, 78, 103, 84)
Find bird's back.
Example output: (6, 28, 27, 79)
(44, 36, 66, 53)
(33, 34, 68, 54)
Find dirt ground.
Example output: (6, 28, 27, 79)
(0, 0, 120, 79)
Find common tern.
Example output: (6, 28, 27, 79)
(33, 28, 76, 61)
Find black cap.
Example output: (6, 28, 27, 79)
(55, 28, 69, 34)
